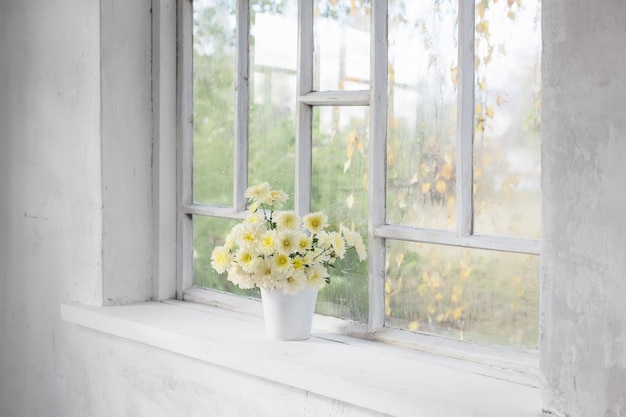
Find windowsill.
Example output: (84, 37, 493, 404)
(61, 293, 542, 417)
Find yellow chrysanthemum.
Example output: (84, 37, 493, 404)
(291, 256, 305, 270)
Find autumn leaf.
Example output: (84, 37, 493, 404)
(441, 162, 453, 180)
(435, 180, 447, 194)
(346, 192, 355, 209)
(395, 253, 404, 267)
(450, 66, 458, 86)
(476, 2, 486, 19)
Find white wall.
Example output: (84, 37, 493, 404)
(1, 0, 625, 416)
(541, 0, 626, 415)
(0, 1, 101, 416)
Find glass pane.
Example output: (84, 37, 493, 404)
(194, 215, 261, 298)
(386, 240, 539, 349)
(312, 106, 369, 322)
(314, 0, 370, 91)
(249, 2, 297, 202)
(473, 0, 541, 239)
(193, 0, 236, 206)
(386, 1, 459, 230)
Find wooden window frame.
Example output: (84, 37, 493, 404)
(177, 0, 541, 334)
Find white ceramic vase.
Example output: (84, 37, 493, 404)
(260, 287, 318, 340)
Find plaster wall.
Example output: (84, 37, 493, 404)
(101, 0, 154, 305)
(0, 2, 101, 416)
(541, 0, 626, 415)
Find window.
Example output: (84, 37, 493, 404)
(180, 0, 541, 349)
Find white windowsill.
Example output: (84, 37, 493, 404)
(61, 294, 543, 417)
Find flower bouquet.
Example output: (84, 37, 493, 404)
(210, 182, 367, 296)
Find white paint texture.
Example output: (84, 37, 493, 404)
(0, 2, 102, 416)
(541, 0, 626, 415)
(1, 0, 625, 416)
(101, 0, 154, 304)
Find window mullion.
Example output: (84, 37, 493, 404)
(456, 0, 475, 237)
(177, 0, 194, 298)
(295, 0, 314, 216)
(234, 0, 250, 211)
(368, 0, 388, 333)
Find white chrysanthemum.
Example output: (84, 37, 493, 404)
(259, 230, 277, 255)
(306, 263, 329, 289)
(272, 253, 292, 272)
(255, 258, 280, 289)
(227, 264, 255, 289)
(301, 250, 315, 266)
(340, 225, 357, 246)
(316, 231, 332, 250)
(244, 212, 263, 225)
(296, 234, 312, 253)
(210, 246, 232, 274)
(224, 226, 240, 250)
(302, 212, 328, 234)
(275, 210, 300, 230)
(248, 200, 261, 213)
(233, 222, 264, 249)
(276, 230, 298, 254)
(340, 226, 367, 260)
(269, 190, 288, 206)
(329, 231, 346, 259)
(244, 182, 272, 203)
(281, 269, 307, 295)
(354, 240, 367, 261)
(310, 245, 330, 263)
(236, 249, 256, 272)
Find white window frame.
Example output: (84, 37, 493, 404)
(176, 0, 541, 335)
